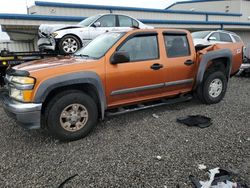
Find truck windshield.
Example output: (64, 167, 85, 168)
(192, 31, 211, 39)
(75, 32, 125, 59)
(78, 15, 100, 27)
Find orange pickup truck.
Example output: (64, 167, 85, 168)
(1, 28, 243, 141)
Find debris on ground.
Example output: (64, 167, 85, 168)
(177, 115, 212, 128)
(58, 174, 78, 188)
(152, 114, 159, 118)
(156, 155, 162, 160)
(189, 167, 249, 188)
(198, 164, 207, 170)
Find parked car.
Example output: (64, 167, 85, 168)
(192, 30, 243, 46)
(2, 28, 243, 141)
(38, 13, 152, 54)
(238, 44, 250, 76)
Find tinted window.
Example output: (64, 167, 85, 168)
(118, 15, 133, 27)
(232, 35, 242, 42)
(164, 34, 190, 58)
(118, 35, 159, 61)
(97, 15, 116, 27)
(209, 32, 220, 41)
(219, 33, 233, 42)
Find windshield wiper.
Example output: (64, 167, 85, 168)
(74, 54, 97, 59)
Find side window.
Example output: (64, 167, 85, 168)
(209, 32, 220, 41)
(232, 35, 241, 42)
(97, 15, 116, 27)
(132, 19, 139, 28)
(164, 34, 190, 58)
(219, 33, 233, 42)
(118, 35, 159, 62)
(118, 15, 133, 27)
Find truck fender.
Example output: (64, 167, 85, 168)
(194, 48, 233, 89)
(34, 71, 106, 119)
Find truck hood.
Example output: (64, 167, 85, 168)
(12, 56, 96, 73)
(39, 24, 83, 36)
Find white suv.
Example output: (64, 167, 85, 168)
(38, 13, 152, 54)
(192, 30, 242, 46)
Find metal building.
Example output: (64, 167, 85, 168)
(0, 0, 250, 52)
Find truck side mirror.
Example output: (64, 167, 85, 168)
(208, 36, 216, 41)
(111, 51, 130, 64)
(93, 22, 101, 27)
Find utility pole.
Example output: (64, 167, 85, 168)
(26, 0, 29, 14)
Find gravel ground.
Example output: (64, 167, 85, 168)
(0, 77, 249, 188)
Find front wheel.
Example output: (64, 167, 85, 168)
(58, 35, 81, 54)
(45, 90, 98, 141)
(196, 71, 227, 104)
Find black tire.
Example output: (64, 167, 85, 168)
(58, 35, 81, 54)
(196, 71, 227, 104)
(44, 90, 98, 141)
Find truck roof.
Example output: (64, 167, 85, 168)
(111, 28, 190, 35)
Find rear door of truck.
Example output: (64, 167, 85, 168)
(162, 31, 197, 94)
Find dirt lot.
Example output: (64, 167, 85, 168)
(0, 77, 249, 188)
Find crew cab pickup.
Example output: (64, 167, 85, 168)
(1, 29, 243, 141)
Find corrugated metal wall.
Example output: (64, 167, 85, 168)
(29, 6, 110, 17)
(234, 31, 250, 45)
(169, 0, 241, 13)
(0, 41, 34, 52)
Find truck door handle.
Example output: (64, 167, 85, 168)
(151, 63, 163, 70)
(184, 60, 194, 66)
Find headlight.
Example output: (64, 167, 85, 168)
(51, 32, 58, 38)
(12, 76, 35, 85)
(9, 76, 35, 102)
(10, 88, 32, 102)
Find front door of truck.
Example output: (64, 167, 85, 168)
(162, 32, 196, 93)
(105, 32, 167, 108)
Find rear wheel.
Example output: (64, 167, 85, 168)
(58, 35, 81, 54)
(196, 71, 227, 104)
(45, 90, 98, 141)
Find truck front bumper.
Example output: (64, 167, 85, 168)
(1, 90, 42, 129)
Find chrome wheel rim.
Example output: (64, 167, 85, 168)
(62, 38, 78, 53)
(208, 78, 223, 98)
(60, 103, 88, 132)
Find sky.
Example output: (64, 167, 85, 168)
(0, 0, 182, 14)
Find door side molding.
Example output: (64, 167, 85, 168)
(111, 79, 193, 96)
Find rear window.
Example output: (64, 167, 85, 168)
(164, 34, 190, 58)
(232, 35, 242, 42)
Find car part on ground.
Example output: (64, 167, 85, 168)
(177, 115, 212, 128)
(38, 13, 153, 54)
(1, 28, 243, 141)
(189, 168, 249, 188)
